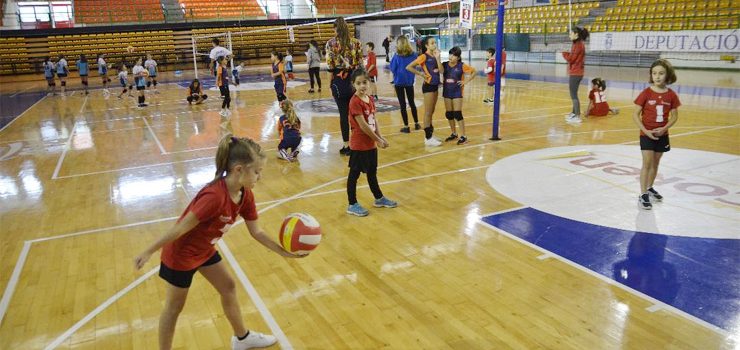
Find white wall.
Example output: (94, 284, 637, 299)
(356, 18, 442, 56)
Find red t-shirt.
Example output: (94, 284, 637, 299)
(161, 178, 258, 271)
(562, 41, 585, 76)
(366, 52, 377, 77)
(588, 88, 610, 117)
(634, 87, 681, 136)
(348, 95, 377, 151)
(486, 51, 507, 83)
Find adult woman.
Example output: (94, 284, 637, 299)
(325, 17, 364, 155)
(306, 40, 322, 93)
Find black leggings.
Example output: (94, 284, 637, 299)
(347, 168, 383, 205)
(569, 75, 583, 115)
(335, 96, 351, 142)
(394, 85, 418, 126)
(219, 85, 231, 109)
(309, 67, 321, 89)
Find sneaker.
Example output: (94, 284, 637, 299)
(219, 110, 228, 117)
(231, 331, 277, 350)
(483, 98, 492, 103)
(612, 107, 620, 115)
(565, 114, 582, 124)
(339, 146, 351, 156)
(308, 88, 315, 93)
(141, 103, 148, 107)
(347, 203, 369, 217)
(564, 112, 575, 121)
(456, 136, 468, 145)
(400, 126, 410, 133)
(647, 187, 663, 202)
(638, 193, 652, 210)
(373, 196, 398, 208)
(424, 137, 442, 147)
(414, 123, 421, 130)
(278, 149, 290, 161)
(444, 133, 458, 142)
(291, 149, 300, 159)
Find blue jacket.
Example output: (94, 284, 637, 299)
(390, 53, 418, 87)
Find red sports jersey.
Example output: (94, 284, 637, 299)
(161, 179, 258, 271)
(366, 51, 378, 77)
(588, 88, 610, 116)
(634, 87, 681, 136)
(348, 95, 377, 151)
(486, 51, 507, 82)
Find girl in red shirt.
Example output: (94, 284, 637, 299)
(346, 70, 398, 217)
(632, 59, 681, 210)
(585, 78, 619, 117)
(134, 134, 301, 350)
(563, 26, 589, 124)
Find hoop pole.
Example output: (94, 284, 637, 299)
(191, 36, 198, 79)
(227, 31, 234, 74)
(491, 0, 506, 141)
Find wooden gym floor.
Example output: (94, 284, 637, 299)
(0, 61, 738, 349)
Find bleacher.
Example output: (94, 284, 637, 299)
(0, 37, 31, 75)
(589, 0, 739, 32)
(384, 0, 449, 12)
(74, 0, 164, 24)
(313, 0, 365, 15)
(178, 0, 264, 19)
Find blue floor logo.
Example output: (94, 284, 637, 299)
(293, 97, 421, 117)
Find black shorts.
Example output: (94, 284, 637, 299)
(136, 85, 145, 91)
(422, 83, 439, 93)
(640, 135, 670, 152)
(80, 74, 88, 78)
(159, 251, 222, 288)
(57, 73, 68, 78)
(348, 148, 378, 173)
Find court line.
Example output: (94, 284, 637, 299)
(142, 116, 167, 154)
(218, 242, 294, 350)
(8, 86, 36, 98)
(27, 216, 179, 243)
(476, 216, 730, 337)
(0, 95, 48, 134)
(43, 267, 160, 350)
(51, 95, 88, 179)
(0, 242, 31, 327)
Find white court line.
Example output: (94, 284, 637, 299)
(141, 116, 167, 154)
(8, 86, 36, 98)
(43, 267, 160, 350)
(0, 241, 31, 327)
(0, 95, 48, 133)
(476, 216, 729, 337)
(53, 156, 213, 180)
(27, 216, 179, 243)
(218, 242, 293, 350)
(51, 95, 88, 179)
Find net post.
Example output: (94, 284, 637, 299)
(490, 0, 506, 141)
(227, 31, 234, 74)
(191, 36, 198, 79)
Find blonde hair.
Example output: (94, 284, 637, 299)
(395, 36, 413, 56)
(280, 100, 299, 127)
(212, 134, 265, 184)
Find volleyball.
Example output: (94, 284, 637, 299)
(279, 213, 321, 255)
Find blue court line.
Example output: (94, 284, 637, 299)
(481, 207, 739, 332)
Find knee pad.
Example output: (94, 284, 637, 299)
(445, 111, 454, 120)
(153, 80, 158, 86)
(454, 111, 464, 121)
(202, 94, 208, 100)
(187, 96, 193, 102)
(61, 81, 66, 87)
(48, 82, 54, 87)
(83, 81, 88, 86)
(146, 81, 151, 88)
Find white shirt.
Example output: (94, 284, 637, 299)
(235, 65, 244, 73)
(209, 46, 232, 61)
(98, 57, 106, 66)
(118, 70, 127, 81)
(144, 59, 157, 69)
(132, 65, 146, 76)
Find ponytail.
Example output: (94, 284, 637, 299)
(211, 134, 265, 184)
(280, 99, 299, 126)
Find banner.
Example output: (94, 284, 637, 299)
(459, 0, 474, 29)
(590, 29, 740, 53)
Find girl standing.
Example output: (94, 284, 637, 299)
(132, 58, 149, 107)
(98, 53, 110, 94)
(43, 57, 56, 96)
(442, 47, 476, 145)
(563, 26, 589, 124)
(633, 59, 680, 210)
(217, 56, 232, 116)
(346, 70, 397, 217)
(56, 54, 69, 96)
(306, 40, 322, 93)
(134, 134, 301, 350)
(76, 54, 89, 95)
(145, 53, 159, 93)
(270, 51, 287, 102)
(325, 17, 364, 156)
(406, 36, 443, 147)
(389, 36, 419, 133)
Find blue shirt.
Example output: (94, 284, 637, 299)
(76, 61, 89, 76)
(44, 62, 55, 78)
(389, 53, 418, 87)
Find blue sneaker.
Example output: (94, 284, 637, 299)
(347, 203, 369, 217)
(373, 197, 398, 208)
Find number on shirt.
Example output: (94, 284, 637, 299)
(656, 105, 664, 123)
(594, 91, 605, 103)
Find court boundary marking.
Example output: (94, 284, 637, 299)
(0, 95, 48, 133)
(476, 208, 730, 337)
(1, 122, 735, 347)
